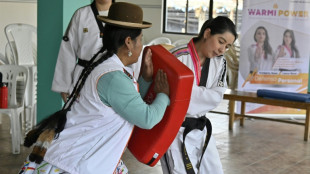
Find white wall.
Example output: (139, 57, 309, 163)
(0, 0, 193, 57)
(0, 1, 37, 57)
(122, 0, 194, 45)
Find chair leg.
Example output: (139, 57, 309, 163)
(24, 107, 32, 134)
(10, 110, 21, 154)
(20, 111, 25, 145)
(20, 109, 25, 135)
(33, 103, 37, 126)
(24, 104, 36, 133)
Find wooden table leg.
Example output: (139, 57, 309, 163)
(229, 100, 235, 130)
(304, 107, 310, 141)
(240, 101, 245, 126)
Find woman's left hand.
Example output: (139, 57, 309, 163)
(142, 48, 153, 82)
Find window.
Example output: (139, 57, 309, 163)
(213, 0, 243, 33)
(163, 0, 243, 35)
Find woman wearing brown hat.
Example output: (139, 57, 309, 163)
(19, 2, 170, 174)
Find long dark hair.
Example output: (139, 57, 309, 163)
(195, 16, 238, 42)
(282, 29, 300, 58)
(24, 24, 141, 152)
(254, 26, 272, 59)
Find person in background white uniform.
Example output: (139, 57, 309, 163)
(52, 0, 113, 102)
(248, 26, 273, 72)
(160, 16, 237, 174)
(20, 2, 170, 174)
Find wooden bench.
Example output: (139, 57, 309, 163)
(211, 89, 310, 141)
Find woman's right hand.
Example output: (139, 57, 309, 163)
(278, 46, 286, 58)
(153, 69, 169, 96)
(60, 92, 69, 102)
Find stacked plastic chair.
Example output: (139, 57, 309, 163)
(0, 65, 28, 154)
(147, 36, 172, 46)
(172, 39, 189, 47)
(224, 44, 240, 90)
(4, 23, 37, 137)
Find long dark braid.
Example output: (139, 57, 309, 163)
(63, 48, 110, 110)
(61, 23, 142, 128)
(24, 25, 142, 164)
(23, 47, 109, 146)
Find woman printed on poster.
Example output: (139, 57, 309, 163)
(248, 26, 273, 73)
(273, 29, 300, 71)
(274, 29, 300, 59)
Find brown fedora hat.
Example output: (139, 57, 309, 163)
(97, 2, 152, 29)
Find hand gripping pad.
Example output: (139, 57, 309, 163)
(128, 45, 194, 166)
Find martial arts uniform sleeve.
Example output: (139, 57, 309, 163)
(187, 60, 227, 116)
(187, 85, 226, 116)
(97, 71, 170, 129)
(51, 10, 80, 93)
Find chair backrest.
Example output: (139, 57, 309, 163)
(0, 65, 28, 107)
(5, 41, 17, 64)
(4, 23, 37, 66)
(172, 39, 189, 47)
(0, 53, 9, 65)
(147, 37, 172, 46)
(225, 45, 240, 90)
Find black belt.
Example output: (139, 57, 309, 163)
(77, 58, 90, 67)
(181, 116, 212, 174)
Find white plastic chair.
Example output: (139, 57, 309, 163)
(24, 65, 37, 133)
(5, 23, 37, 65)
(5, 41, 37, 65)
(5, 41, 17, 64)
(172, 39, 189, 47)
(5, 23, 37, 132)
(0, 65, 28, 154)
(0, 53, 9, 65)
(224, 45, 240, 90)
(147, 37, 172, 46)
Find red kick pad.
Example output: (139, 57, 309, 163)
(128, 45, 194, 166)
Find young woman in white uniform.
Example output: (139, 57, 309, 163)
(160, 16, 237, 174)
(20, 3, 170, 174)
(52, 0, 113, 102)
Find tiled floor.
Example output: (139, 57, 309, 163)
(1, 100, 310, 174)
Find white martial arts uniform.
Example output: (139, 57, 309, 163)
(248, 44, 274, 72)
(51, 4, 107, 93)
(51, 4, 145, 93)
(160, 39, 226, 174)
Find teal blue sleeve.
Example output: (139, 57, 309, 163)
(137, 76, 152, 98)
(97, 71, 170, 129)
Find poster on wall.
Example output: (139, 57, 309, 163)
(238, 0, 310, 115)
